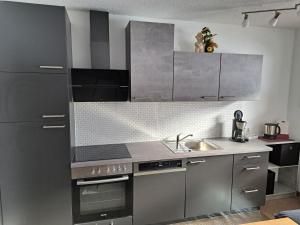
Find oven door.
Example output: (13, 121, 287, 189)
(72, 175, 133, 224)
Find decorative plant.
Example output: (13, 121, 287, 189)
(195, 27, 218, 53)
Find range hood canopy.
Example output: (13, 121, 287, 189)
(90, 10, 110, 69)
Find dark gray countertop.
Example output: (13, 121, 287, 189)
(71, 138, 298, 168)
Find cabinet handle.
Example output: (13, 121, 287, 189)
(39, 66, 64, 70)
(187, 160, 206, 165)
(246, 155, 261, 159)
(244, 189, 259, 194)
(219, 96, 235, 99)
(72, 85, 83, 88)
(42, 125, 66, 129)
(119, 86, 128, 88)
(134, 168, 186, 177)
(201, 96, 218, 99)
(42, 114, 66, 118)
(245, 166, 260, 171)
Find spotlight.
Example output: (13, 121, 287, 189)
(242, 13, 250, 27)
(269, 11, 281, 27)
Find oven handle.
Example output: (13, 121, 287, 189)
(76, 175, 129, 186)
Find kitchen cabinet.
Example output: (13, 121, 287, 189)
(219, 53, 263, 101)
(231, 152, 269, 210)
(126, 21, 174, 101)
(0, 2, 68, 73)
(133, 168, 185, 225)
(173, 52, 221, 101)
(80, 216, 132, 225)
(0, 121, 72, 225)
(0, 72, 69, 122)
(185, 155, 233, 218)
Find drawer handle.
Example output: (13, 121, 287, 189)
(245, 166, 260, 171)
(246, 155, 261, 159)
(220, 96, 235, 99)
(200, 96, 217, 99)
(42, 114, 66, 118)
(187, 160, 206, 165)
(42, 125, 66, 129)
(39, 66, 64, 70)
(244, 189, 259, 194)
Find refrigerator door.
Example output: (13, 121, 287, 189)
(0, 121, 72, 225)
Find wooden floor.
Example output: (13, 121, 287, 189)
(170, 197, 300, 225)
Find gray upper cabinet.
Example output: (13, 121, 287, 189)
(186, 155, 233, 218)
(126, 21, 174, 101)
(0, 2, 67, 73)
(173, 52, 221, 101)
(219, 53, 263, 101)
(0, 72, 69, 123)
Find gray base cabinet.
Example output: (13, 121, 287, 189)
(78, 216, 132, 225)
(0, 72, 69, 123)
(0, 121, 72, 225)
(173, 52, 221, 101)
(126, 21, 174, 102)
(219, 54, 263, 101)
(133, 171, 185, 225)
(185, 155, 233, 218)
(231, 153, 269, 210)
(0, 2, 67, 73)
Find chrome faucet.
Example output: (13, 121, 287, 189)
(176, 133, 193, 149)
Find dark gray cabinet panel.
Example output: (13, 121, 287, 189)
(126, 21, 174, 101)
(231, 152, 268, 210)
(173, 52, 221, 101)
(83, 216, 132, 225)
(0, 121, 72, 225)
(133, 171, 185, 225)
(219, 54, 263, 101)
(0, 72, 68, 122)
(186, 155, 233, 218)
(0, 2, 67, 73)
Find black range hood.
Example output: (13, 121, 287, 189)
(71, 11, 129, 102)
(71, 68, 128, 102)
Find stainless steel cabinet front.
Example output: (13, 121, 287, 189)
(185, 155, 233, 218)
(75, 216, 132, 225)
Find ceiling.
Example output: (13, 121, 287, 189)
(6, 0, 300, 28)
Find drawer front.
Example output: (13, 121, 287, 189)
(232, 152, 268, 210)
(231, 188, 266, 210)
(233, 153, 268, 189)
(234, 152, 269, 167)
(75, 216, 132, 225)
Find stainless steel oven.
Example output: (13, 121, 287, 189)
(72, 163, 133, 225)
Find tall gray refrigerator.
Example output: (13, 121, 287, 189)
(0, 2, 73, 225)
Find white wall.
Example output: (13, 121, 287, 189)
(68, 10, 295, 146)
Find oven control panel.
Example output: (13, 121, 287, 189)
(72, 162, 132, 179)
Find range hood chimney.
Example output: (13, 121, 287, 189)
(90, 11, 110, 69)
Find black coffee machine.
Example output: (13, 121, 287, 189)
(232, 110, 248, 143)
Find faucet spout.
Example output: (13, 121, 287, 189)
(176, 134, 193, 149)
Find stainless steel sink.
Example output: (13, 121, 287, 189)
(162, 139, 221, 153)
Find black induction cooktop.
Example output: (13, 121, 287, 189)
(73, 144, 131, 162)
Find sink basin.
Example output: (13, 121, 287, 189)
(162, 139, 221, 153)
(184, 140, 220, 151)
